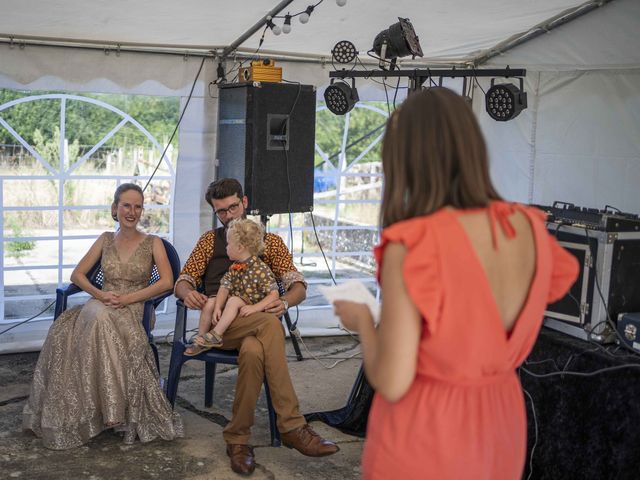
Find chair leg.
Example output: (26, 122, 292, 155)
(54, 289, 66, 320)
(166, 342, 186, 408)
(347, 365, 366, 406)
(150, 342, 160, 375)
(205, 362, 217, 408)
(283, 312, 303, 362)
(264, 380, 281, 447)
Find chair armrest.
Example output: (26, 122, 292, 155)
(174, 299, 189, 344)
(60, 283, 83, 297)
(149, 290, 174, 309)
(54, 283, 85, 320)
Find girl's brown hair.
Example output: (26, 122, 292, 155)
(380, 87, 502, 227)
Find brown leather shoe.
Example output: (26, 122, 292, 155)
(226, 444, 255, 475)
(281, 424, 340, 457)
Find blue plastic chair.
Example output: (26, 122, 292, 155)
(54, 238, 181, 373)
(166, 296, 297, 447)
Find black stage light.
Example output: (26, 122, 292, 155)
(324, 79, 359, 115)
(332, 40, 358, 64)
(373, 17, 423, 63)
(485, 78, 528, 121)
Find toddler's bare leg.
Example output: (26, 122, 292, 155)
(187, 297, 217, 352)
(213, 296, 246, 338)
(198, 297, 217, 335)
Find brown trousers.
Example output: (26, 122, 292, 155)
(219, 311, 306, 445)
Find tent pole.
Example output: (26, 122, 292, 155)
(473, 0, 615, 66)
(221, 0, 295, 59)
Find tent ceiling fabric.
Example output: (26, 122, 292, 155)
(2, 0, 589, 62)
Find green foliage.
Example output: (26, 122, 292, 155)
(314, 102, 389, 168)
(0, 89, 180, 231)
(0, 89, 179, 149)
(32, 126, 80, 170)
(315, 108, 346, 167)
(0, 91, 59, 146)
(5, 216, 35, 257)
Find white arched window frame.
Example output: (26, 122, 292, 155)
(0, 93, 176, 324)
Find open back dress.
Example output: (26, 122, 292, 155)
(363, 202, 578, 480)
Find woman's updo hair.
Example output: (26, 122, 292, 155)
(111, 183, 144, 221)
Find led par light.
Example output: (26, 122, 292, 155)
(332, 40, 358, 64)
(485, 78, 528, 121)
(324, 79, 359, 115)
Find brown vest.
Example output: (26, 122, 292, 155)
(203, 226, 233, 296)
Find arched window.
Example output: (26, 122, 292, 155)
(0, 91, 178, 324)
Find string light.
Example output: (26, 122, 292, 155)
(282, 14, 292, 34)
(266, 17, 282, 36)
(264, 1, 346, 38)
(299, 5, 315, 24)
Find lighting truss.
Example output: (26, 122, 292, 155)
(329, 67, 526, 93)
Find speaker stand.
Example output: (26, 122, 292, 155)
(260, 214, 304, 362)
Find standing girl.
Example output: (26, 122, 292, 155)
(334, 88, 578, 480)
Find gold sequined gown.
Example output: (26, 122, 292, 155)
(23, 233, 183, 449)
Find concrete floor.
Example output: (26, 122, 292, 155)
(0, 336, 365, 480)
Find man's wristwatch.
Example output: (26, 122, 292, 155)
(281, 298, 289, 311)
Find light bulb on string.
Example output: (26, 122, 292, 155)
(282, 14, 292, 34)
(266, 16, 282, 36)
(300, 5, 315, 24)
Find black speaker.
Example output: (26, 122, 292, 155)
(216, 82, 316, 216)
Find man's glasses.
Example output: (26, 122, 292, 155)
(214, 202, 241, 217)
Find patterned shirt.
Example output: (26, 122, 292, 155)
(221, 256, 278, 304)
(176, 230, 306, 293)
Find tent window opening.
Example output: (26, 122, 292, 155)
(0, 90, 179, 324)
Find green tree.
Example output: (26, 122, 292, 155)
(32, 126, 80, 170)
(314, 102, 389, 168)
(0, 89, 180, 149)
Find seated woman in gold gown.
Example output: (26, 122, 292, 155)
(23, 183, 183, 450)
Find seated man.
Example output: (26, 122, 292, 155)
(175, 178, 339, 475)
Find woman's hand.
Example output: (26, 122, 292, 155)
(98, 291, 120, 307)
(212, 308, 221, 325)
(112, 293, 133, 308)
(98, 291, 136, 308)
(333, 300, 373, 333)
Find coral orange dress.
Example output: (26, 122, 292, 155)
(362, 202, 578, 480)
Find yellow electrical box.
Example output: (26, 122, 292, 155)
(239, 59, 283, 83)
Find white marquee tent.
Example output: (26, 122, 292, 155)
(0, 0, 639, 353)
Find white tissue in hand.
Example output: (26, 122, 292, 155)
(319, 280, 380, 324)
